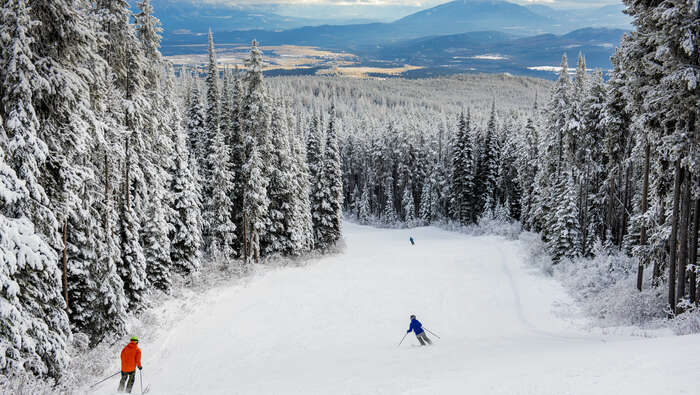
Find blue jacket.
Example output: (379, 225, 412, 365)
(407, 318, 424, 335)
(410, 237, 415, 245)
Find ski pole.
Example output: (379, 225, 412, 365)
(88, 371, 121, 390)
(424, 328, 441, 339)
(397, 332, 408, 348)
(140, 368, 144, 394)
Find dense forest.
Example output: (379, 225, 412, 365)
(0, 0, 342, 383)
(0, 0, 697, 388)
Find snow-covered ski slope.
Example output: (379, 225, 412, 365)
(109, 223, 700, 394)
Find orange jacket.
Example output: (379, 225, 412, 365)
(120, 341, 142, 372)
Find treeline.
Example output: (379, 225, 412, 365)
(0, 0, 342, 382)
(339, 0, 699, 316)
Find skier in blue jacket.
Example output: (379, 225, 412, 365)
(407, 315, 432, 345)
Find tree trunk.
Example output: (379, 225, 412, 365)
(62, 219, 68, 311)
(243, 212, 248, 263)
(104, 151, 110, 236)
(689, 197, 699, 305)
(652, 197, 665, 287)
(125, 137, 131, 210)
(606, 174, 616, 243)
(637, 142, 650, 291)
(677, 168, 691, 308)
(621, 163, 633, 245)
(668, 160, 683, 315)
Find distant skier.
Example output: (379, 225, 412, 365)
(407, 315, 432, 345)
(118, 336, 143, 393)
(409, 236, 415, 245)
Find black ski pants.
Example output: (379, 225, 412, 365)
(416, 331, 432, 345)
(118, 370, 136, 393)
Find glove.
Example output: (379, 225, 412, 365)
(407, 330, 410, 333)
(139, 366, 143, 370)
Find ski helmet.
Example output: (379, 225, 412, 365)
(410, 315, 416, 319)
(130, 336, 139, 342)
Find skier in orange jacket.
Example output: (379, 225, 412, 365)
(118, 336, 143, 393)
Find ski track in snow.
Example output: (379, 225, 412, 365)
(94, 222, 700, 394)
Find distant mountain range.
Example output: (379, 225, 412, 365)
(371, 28, 627, 78)
(150, 0, 631, 79)
(129, 0, 375, 33)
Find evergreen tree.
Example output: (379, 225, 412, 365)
(383, 177, 398, 225)
(243, 146, 270, 262)
(203, 28, 220, 196)
(549, 172, 582, 263)
(208, 124, 237, 260)
(402, 183, 416, 224)
(457, 111, 476, 224)
(143, 197, 172, 292)
(118, 175, 148, 311)
(288, 122, 314, 254)
(229, 68, 246, 252)
(307, 115, 325, 245)
(0, 131, 71, 379)
(475, 102, 499, 215)
(240, 40, 272, 258)
(186, 81, 207, 173)
(420, 173, 438, 225)
(517, 115, 539, 229)
(318, 107, 344, 246)
(169, 128, 202, 275)
(265, 102, 297, 255)
(359, 185, 371, 224)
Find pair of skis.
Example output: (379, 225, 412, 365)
(87, 370, 150, 394)
(397, 328, 441, 347)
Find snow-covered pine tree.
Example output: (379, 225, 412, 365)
(402, 182, 416, 224)
(318, 106, 344, 247)
(546, 54, 572, 178)
(474, 102, 499, 216)
(203, 28, 220, 199)
(532, 55, 572, 239)
(229, 67, 246, 252)
(517, 113, 539, 230)
(0, 175, 72, 380)
(549, 172, 582, 263)
(207, 119, 237, 260)
(0, 0, 57, 242)
(457, 110, 476, 224)
(288, 119, 315, 254)
(143, 196, 172, 292)
(450, 113, 465, 222)
(567, 52, 589, 168)
(135, 0, 162, 89)
(118, 164, 149, 311)
(29, 0, 100, 273)
(240, 40, 272, 258)
(359, 185, 371, 224)
(580, 69, 608, 252)
(169, 126, 202, 275)
(307, 115, 326, 244)
(419, 171, 439, 225)
(383, 176, 398, 225)
(264, 102, 297, 255)
(186, 80, 207, 173)
(243, 146, 270, 262)
(96, 0, 153, 312)
(0, 90, 71, 380)
(498, 119, 522, 220)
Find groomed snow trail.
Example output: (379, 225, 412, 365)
(106, 223, 700, 394)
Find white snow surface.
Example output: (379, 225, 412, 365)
(96, 222, 700, 394)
